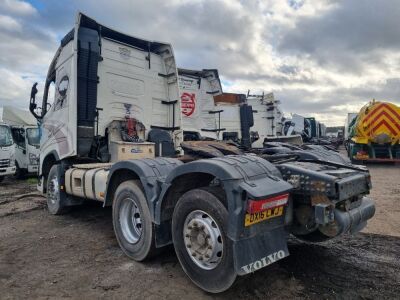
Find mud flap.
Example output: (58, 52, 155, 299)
(233, 226, 289, 275)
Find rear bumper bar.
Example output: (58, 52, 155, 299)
(353, 158, 400, 163)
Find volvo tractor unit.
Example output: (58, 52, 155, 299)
(30, 13, 375, 293)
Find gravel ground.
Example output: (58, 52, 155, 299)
(0, 161, 399, 299)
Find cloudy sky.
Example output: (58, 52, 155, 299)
(0, 0, 399, 126)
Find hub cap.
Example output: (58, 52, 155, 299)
(47, 175, 59, 205)
(119, 197, 142, 244)
(183, 210, 224, 270)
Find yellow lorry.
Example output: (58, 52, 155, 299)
(347, 100, 400, 162)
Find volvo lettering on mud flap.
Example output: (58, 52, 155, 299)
(241, 250, 287, 274)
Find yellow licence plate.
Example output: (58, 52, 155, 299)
(244, 206, 284, 227)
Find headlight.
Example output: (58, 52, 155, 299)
(29, 153, 39, 165)
(10, 154, 15, 166)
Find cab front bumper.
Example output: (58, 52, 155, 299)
(0, 166, 16, 176)
(27, 164, 39, 174)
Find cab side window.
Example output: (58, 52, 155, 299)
(11, 128, 25, 149)
(54, 75, 69, 111)
(48, 82, 55, 111)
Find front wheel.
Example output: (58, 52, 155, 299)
(47, 164, 70, 215)
(112, 180, 157, 261)
(172, 187, 236, 293)
(14, 162, 25, 179)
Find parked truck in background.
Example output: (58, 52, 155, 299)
(344, 113, 358, 150)
(2, 106, 40, 177)
(176, 70, 350, 165)
(178, 68, 223, 141)
(29, 13, 375, 293)
(0, 122, 16, 182)
(347, 100, 400, 162)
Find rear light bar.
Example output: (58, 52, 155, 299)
(355, 151, 369, 159)
(247, 193, 289, 214)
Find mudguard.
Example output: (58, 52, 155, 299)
(104, 157, 183, 220)
(156, 154, 293, 275)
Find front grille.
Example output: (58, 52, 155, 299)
(0, 159, 10, 168)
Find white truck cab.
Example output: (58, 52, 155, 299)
(0, 122, 16, 182)
(10, 125, 40, 176)
(2, 107, 40, 177)
(29, 13, 182, 192)
(178, 68, 222, 140)
(247, 93, 284, 147)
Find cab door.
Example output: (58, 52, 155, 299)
(11, 127, 26, 169)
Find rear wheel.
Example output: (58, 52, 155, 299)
(0, 176, 4, 183)
(47, 164, 70, 215)
(172, 187, 236, 293)
(112, 180, 156, 261)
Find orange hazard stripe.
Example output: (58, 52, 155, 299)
(364, 103, 384, 123)
(364, 103, 400, 124)
(370, 119, 397, 136)
(382, 103, 400, 119)
(365, 110, 400, 132)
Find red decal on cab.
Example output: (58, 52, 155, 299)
(181, 92, 196, 117)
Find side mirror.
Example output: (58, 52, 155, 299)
(29, 82, 42, 120)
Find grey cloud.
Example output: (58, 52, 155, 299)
(0, 0, 36, 16)
(278, 64, 299, 75)
(277, 0, 400, 74)
(275, 78, 400, 125)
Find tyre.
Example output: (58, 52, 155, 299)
(46, 164, 70, 215)
(172, 187, 236, 293)
(14, 162, 25, 179)
(112, 180, 156, 261)
(0, 176, 4, 183)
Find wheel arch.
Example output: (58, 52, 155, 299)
(103, 158, 183, 222)
(155, 156, 293, 241)
(41, 151, 59, 192)
(155, 163, 234, 225)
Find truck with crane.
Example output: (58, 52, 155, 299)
(29, 13, 375, 293)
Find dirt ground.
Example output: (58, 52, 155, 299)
(0, 162, 399, 299)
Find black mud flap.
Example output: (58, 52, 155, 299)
(233, 227, 289, 275)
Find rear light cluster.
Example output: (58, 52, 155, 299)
(355, 150, 369, 158)
(246, 193, 289, 214)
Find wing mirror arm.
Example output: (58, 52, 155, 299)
(29, 82, 42, 120)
